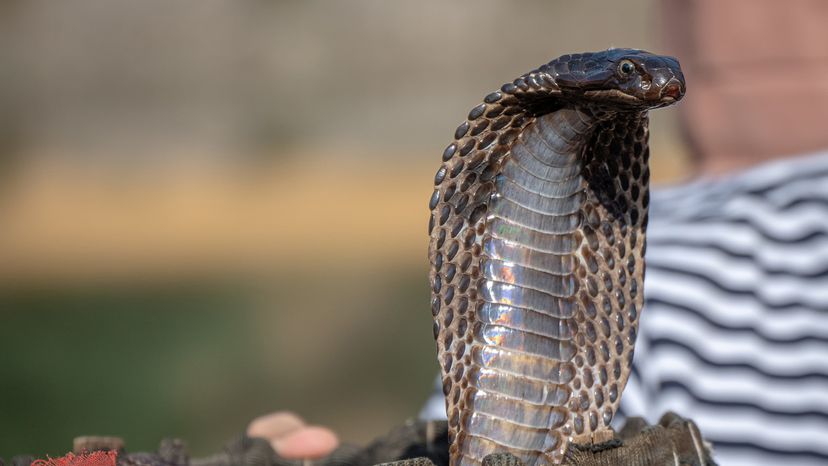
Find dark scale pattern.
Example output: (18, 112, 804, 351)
(429, 80, 539, 465)
(567, 113, 649, 443)
(428, 49, 683, 466)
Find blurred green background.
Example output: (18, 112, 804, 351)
(0, 0, 688, 458)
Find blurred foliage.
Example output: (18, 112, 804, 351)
(1, 283, 259, 456)
(0, 268, 437, 457)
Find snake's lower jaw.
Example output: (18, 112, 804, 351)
(662, 87, 682, 101)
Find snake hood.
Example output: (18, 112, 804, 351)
(428, 49, 684, 466)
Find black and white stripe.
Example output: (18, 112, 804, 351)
(619, 151, 828, 466)
(423, 151, 828, 465)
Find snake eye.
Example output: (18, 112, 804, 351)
(618, 60, 635, 77)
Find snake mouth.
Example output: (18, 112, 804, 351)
(583, 88, 642, 105)
(660, 79, 684, 101)
(649, 80, 684, 108)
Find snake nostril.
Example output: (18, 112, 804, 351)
(662, 81, 682, 100)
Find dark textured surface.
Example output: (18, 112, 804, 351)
(427, 49, 684, 465)
(369, 414, 715, 466)
(1, 414, 713, 466)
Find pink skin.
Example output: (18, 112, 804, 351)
(247, 412, 340, 459)
(660, 0, 828, 177)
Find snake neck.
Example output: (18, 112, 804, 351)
(429, 89, 652, 466)
(450, 108, 649, 466)
(431, 49, 678, 466)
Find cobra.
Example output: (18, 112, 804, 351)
(427, 49, 685, 466)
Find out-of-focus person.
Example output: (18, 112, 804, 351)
(616, 1, 828, 465)
(422, 1, 828, 465)
(257, 0, 828, 464)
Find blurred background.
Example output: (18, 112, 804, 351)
(0, 0, 690, 457)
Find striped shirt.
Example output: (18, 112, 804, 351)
(420, 151, 828, 465)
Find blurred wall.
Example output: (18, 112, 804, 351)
(0, 0, 688, 457)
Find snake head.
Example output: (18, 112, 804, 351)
(551, 48, 685, 109)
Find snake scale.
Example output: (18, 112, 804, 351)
(427, 49, 685, 466)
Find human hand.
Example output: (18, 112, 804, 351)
(247, 411, 339, 459)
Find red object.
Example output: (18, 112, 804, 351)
(31, 451, 117, 466)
